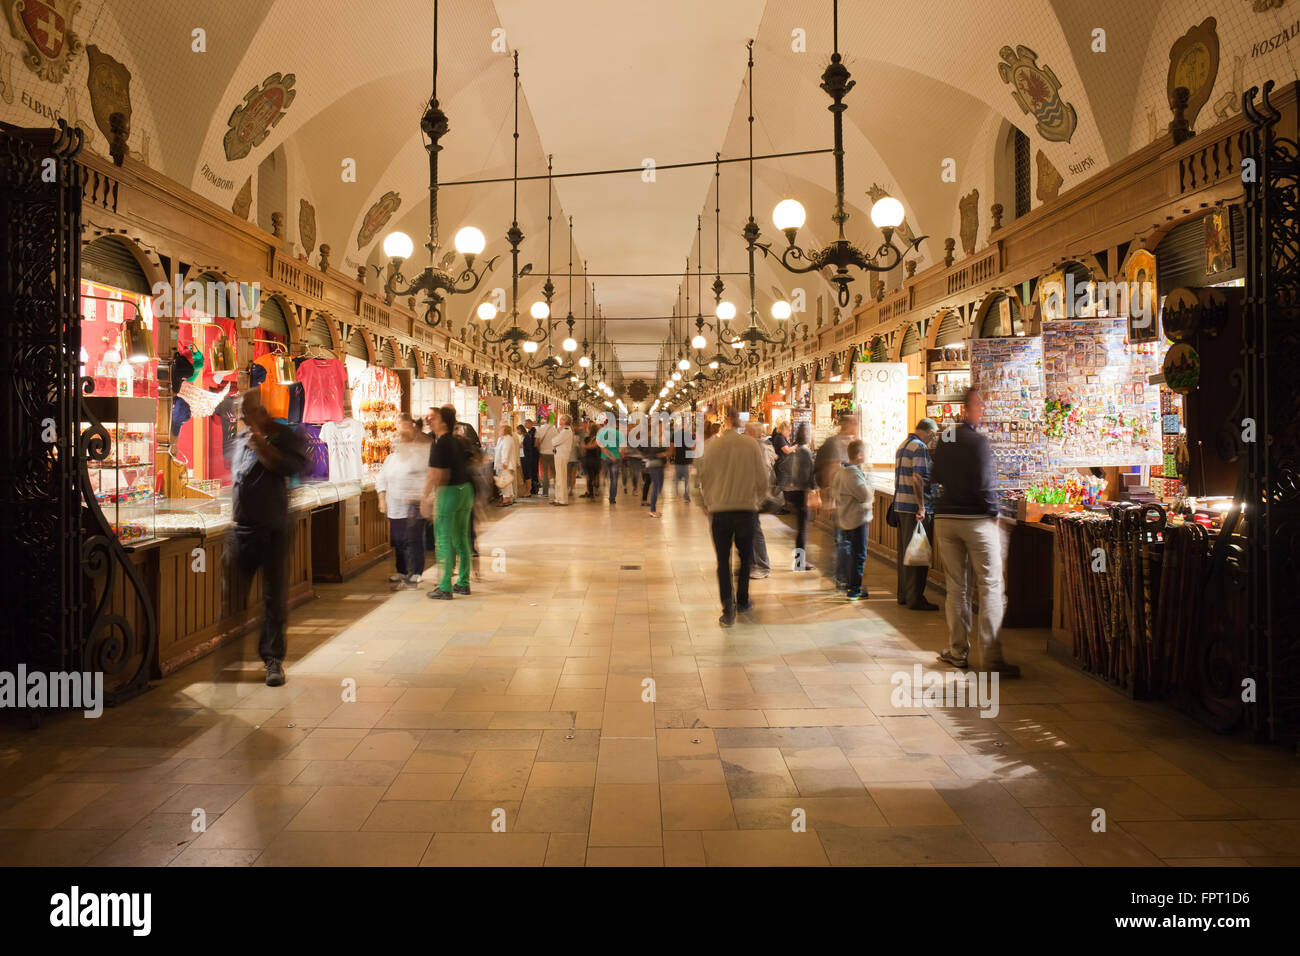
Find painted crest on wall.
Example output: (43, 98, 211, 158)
(223, 72, 296, 161)
(998, 45, 1077, 143)
(1035, 149, 1063, 201)
(959, 188, 979, 256)
(1167, 18, 1220, 131)
(85, 44, 130, 144)
(5, 0, 82, 82)
(298, 198, 316, 257)
(232, 176, 252, 220)
(357, 190, 401, 249)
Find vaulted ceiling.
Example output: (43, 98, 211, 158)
(4, 0, 1294, 389)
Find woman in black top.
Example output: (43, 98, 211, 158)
(785, 423, 818, 571)
(581, 423, 602, 498)
(424, 405, 474, 599)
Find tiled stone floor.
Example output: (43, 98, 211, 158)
(2, 483, 1298, 866)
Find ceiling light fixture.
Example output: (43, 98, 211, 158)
(766, 0, 924, 306)
(482, 51, 548, 362)
(383, 0, 497, 329)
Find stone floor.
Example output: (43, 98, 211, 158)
(2, 480, 1298, 866)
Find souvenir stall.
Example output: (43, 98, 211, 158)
(79, 268, 161, 544)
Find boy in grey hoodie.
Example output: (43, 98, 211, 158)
(832, 439, 874, 600)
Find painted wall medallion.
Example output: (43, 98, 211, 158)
(223, 72, 296, 162)
(356, 190, 401, 249)
(1035, 149, 1063, 201)
(4, 0, 82, 82)
(85, 44, 130, 144)
(959, 188, 979, 256)
(1167, 18, 1220, 130)
(998, 45, 1077, 143)
(298, 198, 317, 258)
(232, 177, 252, 219)
(1162, 343, 1200, 395)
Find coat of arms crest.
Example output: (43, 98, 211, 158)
(85, 44, 131, 144)
(5, 0, 82, 82)
(357, 191, 401, 249)
(958, 189, 979, 256)
(299, 198, 317, 258)
(998, 45, 1077, 143)
(223, 72, 296, 162)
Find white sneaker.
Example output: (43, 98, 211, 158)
(387, 573, 403, 582)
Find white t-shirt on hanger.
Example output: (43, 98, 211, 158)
(320, 417, 366, 482)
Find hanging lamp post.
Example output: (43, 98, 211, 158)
(382, 0, 497, 328)
(765, 0, 924, 306)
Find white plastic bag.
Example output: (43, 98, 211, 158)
(904, 520, 932, 566)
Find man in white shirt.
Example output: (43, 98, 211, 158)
(552, 415, 574, 505)
(534, 417, 557, 497)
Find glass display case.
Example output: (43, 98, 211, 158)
(82, 395, 159, 546)
(152, 478, 370, 536)
(925, 345, 971, 428)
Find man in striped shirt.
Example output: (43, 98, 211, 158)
(893, 418, 938, 610)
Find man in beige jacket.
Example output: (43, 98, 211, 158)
(697, 411, 770, 626)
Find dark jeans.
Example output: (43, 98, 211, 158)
(583, 459, 600, 494)
(603, 459, 620, 502)
(622, 457, 644, 491)
(390, 513, 427, 578)
(390, 517, 408, 576)
(711, 511, 756, 610)
(225, 522, 290, 664)
(788, 490, 810, 568)
(843, 523, 868, 596)
(895, 511, 931, 606)
(646, 464, 665, 510)
(834, 527, 853, 587)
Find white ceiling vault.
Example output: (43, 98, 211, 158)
(7, 0, 1299, 386)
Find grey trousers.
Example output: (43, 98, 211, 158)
(934, 516, 1006, 666)
(752, 513, 770, 571)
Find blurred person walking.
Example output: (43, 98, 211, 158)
(225, 387, 307, 687)
(781, 423, 818, 571)
(931, 389, 1018, 677)
(377, 412, 432, 590)
(697, 410, 769, 626)
(424, 405, 474, 600)
(745, 421, 774, 578)
(552, 414, 574, 505)
(494, 421, 519, 506)
(815, 413, 859, 587)
(893, 418, 939, 610)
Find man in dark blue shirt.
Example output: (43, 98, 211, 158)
(226, 388, 306, 686)
(930, 388, 1018, 677)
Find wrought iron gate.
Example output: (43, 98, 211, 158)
(1, 119, 154, 714)
(1242, 82, 1300, 745)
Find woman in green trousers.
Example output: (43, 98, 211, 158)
(422, 404, 474, 600)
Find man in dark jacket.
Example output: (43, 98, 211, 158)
(929, 388, 1018, 677)
(225, 388, 307, 687)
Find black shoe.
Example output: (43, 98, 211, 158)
(909, 598, 941, 611)
(452, 583, 471, 595)
(719, 606, 736, 627)
(427, 588, 453, 601)
(265, 659, 286, 687)
(736, 601, 753, 613)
